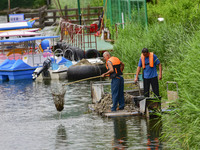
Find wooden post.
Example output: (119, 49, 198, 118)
(39, 10, 45, 28)
(8, 0, 10, 11)
(87, 5, 90, 24)
(38, 9, 42, 27)
(64, 5, 68, 20)
(76, 9, 79, 24)
(53, 12, 56, 23)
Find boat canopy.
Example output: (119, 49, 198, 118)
(0, 36, 60, 43)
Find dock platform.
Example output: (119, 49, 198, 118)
(103, 110, 140, 118)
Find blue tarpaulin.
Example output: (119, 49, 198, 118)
(58, 57, 73, 67)
(0, 59, 36, 71)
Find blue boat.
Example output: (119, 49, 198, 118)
(0, 59, 37, 80)
(0, 36, 60, 81)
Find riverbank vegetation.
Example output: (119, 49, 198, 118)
(112, 0, 200, 149)
(52, 0, 103, 9)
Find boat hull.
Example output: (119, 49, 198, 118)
(0, 69, 36, 80)
(34, 67, 68, 80)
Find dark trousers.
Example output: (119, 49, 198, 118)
(143, 76, 159, 97)
(111, 76, 125, 111)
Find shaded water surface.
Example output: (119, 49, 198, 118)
(0, 80, 163, 150)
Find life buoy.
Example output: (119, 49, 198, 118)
(64, 46, 85, 61)
(64, 49, 75, 61)
(85, 49, 100, 58)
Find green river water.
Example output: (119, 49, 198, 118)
(0, 80, 163, 150)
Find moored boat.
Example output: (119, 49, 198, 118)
(0, 36, 60, 81)
(0, 19, 36, 31)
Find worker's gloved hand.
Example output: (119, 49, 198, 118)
(101, 73, 106, 77)
(134, 77, 138, 83)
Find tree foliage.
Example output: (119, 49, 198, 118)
(0, 0, 46, 10)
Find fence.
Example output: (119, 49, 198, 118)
(2, 5, 103, 28)
(104, 0, 148, 27)
(60, 20, 97, 51)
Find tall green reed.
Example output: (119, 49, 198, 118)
(161, 31, 200, 149)
(112, 22, 200, 149)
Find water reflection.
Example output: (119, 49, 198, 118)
(112, 118, 128, 149)
(42, 79, 51, 85)
(0, 80, 34, 101)
(147, 117, 162, 150)
(55, 124, 68, 149)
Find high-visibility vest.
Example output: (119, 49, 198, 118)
(141, 52, 154, 69)
(106, 56, 123, 78)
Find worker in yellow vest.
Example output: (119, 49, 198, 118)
(101, 51, 125, 112)
(134, 48, 162, 98)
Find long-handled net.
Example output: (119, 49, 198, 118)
(51, 87, 66, 112)
(51, 73, 136, 112)
(51, 75, 102, 112)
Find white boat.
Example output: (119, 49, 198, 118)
(0, 29, 42, 64)
(0, 20, 35, 31)
(32, 56, 74, 80)
(0, 30, 41, 38)
(0, 28, 40, 33)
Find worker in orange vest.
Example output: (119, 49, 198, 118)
(101, 51, 125, 112)
(134, 48, 162, 98)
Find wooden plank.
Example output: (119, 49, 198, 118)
(69, 19, 99, 23)
(66, 14, 100, 18)
(24, 13, 39, 18)
(139, 99, 146, 114)
(45, 9, 64, 13)
(91, 84, 104, 103)
(44, 22, 59, 26)
(103, 111, 140, 117)
(44, 16, 60, 19)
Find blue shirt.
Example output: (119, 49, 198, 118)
(138, 54, 160, 79)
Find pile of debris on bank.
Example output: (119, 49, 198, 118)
(88, 93, 139, 115)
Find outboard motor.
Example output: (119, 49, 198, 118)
(32, 58, 51, 80)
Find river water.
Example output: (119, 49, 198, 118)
(0, 80, 163, 150)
